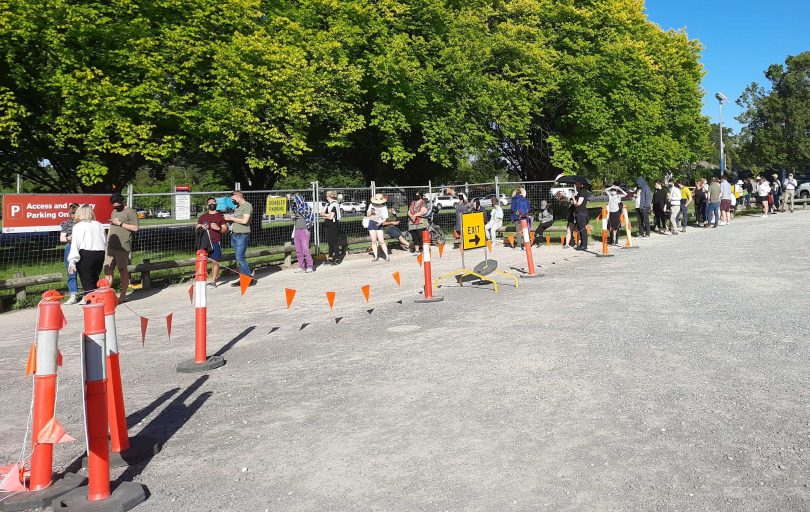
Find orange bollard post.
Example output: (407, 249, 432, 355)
(415, 231, 443, 303)
(622, 208, 639, 250)
(53, 297, 146, 511)
(560, 235, 565, 246)
(520, 219, 541, 278)
(573, 230, 579, 245)
(0, 293, 85, 511)
(596, 206, 614, 258)
(177, 250, 225, 373)
(91, 281, 160, 469)
(545, 234, 550, 247)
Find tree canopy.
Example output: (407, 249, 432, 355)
(0, 0, 709, 191)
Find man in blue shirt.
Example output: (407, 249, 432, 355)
(510, 187, 531, 247)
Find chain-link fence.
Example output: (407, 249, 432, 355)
(1, 180, 586, 306)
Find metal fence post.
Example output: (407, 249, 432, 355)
(234, 182, 241, 191)
(495, 176, 500, 198)
(465, 182, 469, 198)
(428, 180, 432, 199)
(312, 181, 320, 255)
(127, 184, 134, 208)
(370, 181, 376, 197)
(16, 173, 21, 193)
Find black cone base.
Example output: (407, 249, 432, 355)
(414, 296, 444, 303)
(52, 482, 146, 512)
(0, 473, 85, 512)
(176, 355, 225, 373)
(81, 436, 161, 469)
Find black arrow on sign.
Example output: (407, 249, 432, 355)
(468, 234, 480, 246)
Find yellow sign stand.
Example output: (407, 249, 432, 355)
(434, 212, 518, 293)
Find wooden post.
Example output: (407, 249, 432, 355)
(13, 271, 26, 303)
(284, 242, 292, 267)
(140, 259, 152, 290)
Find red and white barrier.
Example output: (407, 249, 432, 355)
(176, 250, 225, 373)
(415, 231, 443, 303)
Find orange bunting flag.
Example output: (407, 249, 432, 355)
(57, 350, 62, 367)
(25, 343, 36, 376)
(392, 271, 401, 287)
(529, 232, 536, 244)
(416, 253, 423, 267)
(188, 285, 193, 304)
(326, 291, 336, 310)
(507, 235, 515, 247)
(37, 417, 74, 445)
(486, 240, 493, 252)
(140, 317, 149, 346)
(0, 463, 25, 493)
(165, 313, 173, 341)
(239, 273, 252, 295)
(586, 225, 593, 234)
(361, 285, 370, 303)
(285, 288, 296, 309)
(438, 243, 445, 258)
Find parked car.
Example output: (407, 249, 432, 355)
(470, 194, 510, 208)
(798, 182, 810, 199)
(549, 185, 576, 201)
(434, 195, 460, 209)
(155, 209, 171, 218)
(340, 202, 364, 214)
(136, 209, 147, 219)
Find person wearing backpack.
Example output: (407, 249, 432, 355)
(290, 194, 315, 273)
(320, 191, 342, 265)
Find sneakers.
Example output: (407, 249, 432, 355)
(293, 268, 304, 273)
(304, 268, 313, 273)
(78, 298, 87, 305)
(64, 295, 78, 305)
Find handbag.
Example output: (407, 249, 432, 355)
(362, 217, 370, 229)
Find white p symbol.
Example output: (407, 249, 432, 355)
(10, 205, 21, 217)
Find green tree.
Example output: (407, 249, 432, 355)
(736, 51, 810, 175)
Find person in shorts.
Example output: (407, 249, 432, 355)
(196, 197, 228, 286)
(719, 176, 733, 225)
(105, 193, 139, 302)
(757, 177, 771, 217)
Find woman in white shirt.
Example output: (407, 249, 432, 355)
(757, 178, 771, 217)
(605, 184, 627, 244)
(485, 195, 504, 243)
(67, 205, 107, 302)
(366, 194, 390, 262)
(668, 182, 682, 235)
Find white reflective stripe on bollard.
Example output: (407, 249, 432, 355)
(104, 314, 119, 355)
(522, 227, 530, 241)
(195, 281, 206, 309)
(423, 244, 431, 262)
(35, 330, 59, 376)
(84, 333, 107, 382)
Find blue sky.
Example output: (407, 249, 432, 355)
(645, 0, 809, 133)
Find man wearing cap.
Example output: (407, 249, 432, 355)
(105, 193, 139, 302)
(782, 173, 797, 212)
(770, 174, 781, 213)
(223, 190, 255, 285)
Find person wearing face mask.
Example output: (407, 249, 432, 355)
(533, 199, 554, 246)
(196, 197, 228, 286)
(105, 193, 139, 302)
(224, 190, 255, 285)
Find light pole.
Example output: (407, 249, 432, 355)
(715, 92, 727, 175)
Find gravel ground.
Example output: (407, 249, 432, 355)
(0, 210, 808, 511)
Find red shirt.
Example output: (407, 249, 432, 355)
(198, 212, 226, 243)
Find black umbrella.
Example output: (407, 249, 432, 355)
(556, 175, 590, 185)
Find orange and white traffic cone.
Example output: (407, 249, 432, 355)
(93, 281, 160, 468)
(596, 207, 614, 258)
(0, 293, 85, 510)
(177, 250, 225, 373)
(53, 298, 146, 511)
(520, 219, 541, 278)
(415, 231, 443, 303)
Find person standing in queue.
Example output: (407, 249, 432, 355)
(635, 177, 651, 237)
(407, 192, 429, 255)
(652, 181, 667, 233)
(290, 194, 315, 273)
(573, 183, 591, 251)
(196, 197, 228, 286)
(60, 203, 80, 304)
(381, 195, 411, 251)
(693, 179, 707, 227)
(224, 190, 255, 285)
(678, 180, 692, 232)
(67, 205, 107, 304)
(320, 191, 342, 265)
(510, 187, 530, 248)
(105, 193, 139, 302)
(668, 181, 681, 235)
(366, 194, 390, 262)
(605, 184, 627, 245)
(782, 173, 797, 212)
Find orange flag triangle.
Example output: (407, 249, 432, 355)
(529, 232, 536, 244)
(416, 253, 423, 267)
(165, 313, 173, 341)
(326, 291, 336, 310)
(392, 271, 401, 287)
(188, 285, 193, 304)
(57, 350, 62, 367)
(239, 273, 252, 295)
(486, 240, 493, 251)
(25, 343, 36, 375)
(0, 463, 25, 493)
(285, 288, 296, 309)
(361, 285, 370, 303)
(140, 317, 149, 346)
(507, 235, 515, 247)
(438, 243, 445, 258)
(37, 418, 74, 445)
